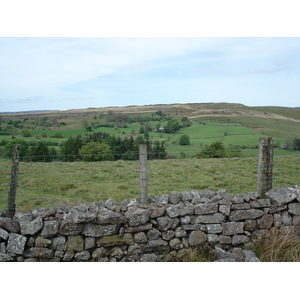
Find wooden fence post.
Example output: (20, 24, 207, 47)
(139, 144, 148, 203)
(7, 144, 20, 218)
(257, 137, 274, 197)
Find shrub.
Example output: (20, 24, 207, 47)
(179, 134, 191, 145)
(51, 132, 64, 138)
(79, 141, 112, 161)
(196, 141, 226, 158)
(22, 129, 31, 137)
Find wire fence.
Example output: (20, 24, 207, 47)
(1, 147, 299, 213)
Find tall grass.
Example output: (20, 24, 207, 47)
(164, 245, 217, 262)
(251, 227, 300, 262)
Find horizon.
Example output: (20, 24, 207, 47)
(1, 101, 300, 114)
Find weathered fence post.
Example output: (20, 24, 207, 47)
(139, 144, 148, 203)
(7, 144, 20, 218)
(257, 137, 274, 197)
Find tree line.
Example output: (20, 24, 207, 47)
(3, 132, 168, 162)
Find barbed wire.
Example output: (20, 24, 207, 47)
(0, 151, 299, 212)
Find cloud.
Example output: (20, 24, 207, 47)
(227, 61, 292, 76)
(14, 96, 45, 103)
(1, 37, 300, 111)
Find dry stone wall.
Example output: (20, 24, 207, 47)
(0, 186, 299, 262)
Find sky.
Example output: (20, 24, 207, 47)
(0, 2, 300, 112)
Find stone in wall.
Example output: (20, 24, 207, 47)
(162, 230, 175, 241)
(67, 235, 84, 251)
(166, 203, 194, 218)
(157, 215, 180, 231)
(0, 217, 20, 233)
(181, 191, 193, 201)
(85, 237, 95, 250)
(222, 222, 244, 235)
(14, 212, 43, 235)
(266, 187, 298, 206)
(71, 204, 98, 223)
(258, 215, 274, 229)
(6, 233, 27, 255)
(145, 238, 169, 252)
(96, 233, 134, 247)
(35, 236, 51, 248)
(41, 220, 59, 237)
(0, 253, 14, 262)
(288, 203, 300, 215)
(124, 223, 152, 233)
(147, 228, 161, 240)
(188, 230, 207, 247)
(82, 223, 120, 237)
(206, 224, 222, 234)
(96, 207, 127, 224)
(169, 191, 182, 204)
(74, 251, 90, 261)
(219, 205, 231, 216)
(229, 209, 264, 221)
(207, 234, 219, 244)
(124, 207, 151, 227)
(150, 206, 166, 218)
(0, 228, 9, 240)
(250, 199, 271, 208)
(244, 220, 257, 231)
(232, 235, 250, 246)
(58, 218, 83, 235)
(154, 194, 170, 205)
(51, 236, 66, 252)
(194, 203, 218, 215)
(195, 213, 225, 224)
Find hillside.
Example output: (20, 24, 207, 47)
(1, 102, 300, 156)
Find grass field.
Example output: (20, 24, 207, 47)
(1, 153, 299, 212)
(198, 115, 300, 139)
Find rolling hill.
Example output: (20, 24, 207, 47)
(1, 102, 300, 156)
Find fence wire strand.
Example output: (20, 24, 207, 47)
(0, 151, 299, 212)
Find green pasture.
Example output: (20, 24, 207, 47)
(220, 116, 300, 139)
(1, 153, 299, 212)
(180, 124, 225, 138)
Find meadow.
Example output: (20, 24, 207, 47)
(1, 153, 299, 212)
(2, 101, 300, 160)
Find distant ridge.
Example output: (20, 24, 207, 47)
(0, 110, 59, 114)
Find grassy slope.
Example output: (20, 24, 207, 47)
(1, 153, 299, 211)
(1, 103, 300, 156)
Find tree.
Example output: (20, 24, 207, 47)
(164, 119, 181, 133)
(144, 132, 150, 141)
(152, 140, 168, 159)
(292, 138, 300, 150)
(181, 116, 191, 127)
(51, 132, 63, 138)
(5, 139, 30, 157)
(22, 129, 31, 137)
(79, 141, 112, 161)
(61, 136, 83, 161)
(139, 126, 145, 134)
(196, 141, 226, 158)
(29, 141, 51, 161)
(179, 134, 191, 145)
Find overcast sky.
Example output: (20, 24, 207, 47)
(1, 3, 299, 112)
